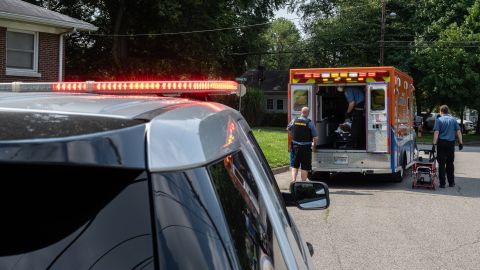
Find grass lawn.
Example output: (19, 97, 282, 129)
(252, 127, 290, 168)
(416, 132, 480, 144)
(253, 128, 480, 167)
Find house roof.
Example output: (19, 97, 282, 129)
(241, 69, 289, 93)
(0, 0, 97, 32)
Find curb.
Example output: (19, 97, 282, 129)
(272, 166, 290, 175)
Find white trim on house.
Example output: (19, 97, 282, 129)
(5, 69, 41, 77)
(59, 33, 64, 81)
(0, 19, 70, 34)
(0, 11, 97, 32)
(6, 28, 41, 78)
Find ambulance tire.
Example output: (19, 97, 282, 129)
(309, 171, 330, 181)
(393, 153, 407, 182)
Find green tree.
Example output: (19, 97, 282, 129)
(290, 0, 419, 68)
(416, 0, 480, 132)
(241, 87, 265, 126)
(261, 18, 304, 69)
(25, 0, 288, 80)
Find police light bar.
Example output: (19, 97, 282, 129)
(0, 80, 239, 95)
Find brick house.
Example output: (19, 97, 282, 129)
(0, 0, 97, 82)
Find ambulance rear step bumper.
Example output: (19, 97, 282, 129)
(312, 150, 392, 174)
(312, 168, 392, 174)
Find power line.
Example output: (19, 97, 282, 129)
(88, 22, 272, 37)
(228, 43, 480, 56)
(86, 18, 301, 37)
(81, 3, 403, 38)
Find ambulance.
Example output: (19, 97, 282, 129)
(288, 67, 416, 181)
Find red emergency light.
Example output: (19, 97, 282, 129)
(0, 80, 239, 95)
(52, 80, 238, 94)
(53, 82, 87, 91)
(376, 71, 389, 77)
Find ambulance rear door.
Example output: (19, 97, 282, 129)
(289, 84, 315, 121)
(366, 83, 389, 153)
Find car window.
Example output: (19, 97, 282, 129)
(243, 130, 309, 265)
(245, 130, 291, 220)
(0, 164, 154, 270)
(208, 152, 288, 270)
(150, 170, 232, 270)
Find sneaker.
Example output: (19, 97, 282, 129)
(449, 183, 455, 187)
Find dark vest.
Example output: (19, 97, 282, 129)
(292, 118, 312, 143)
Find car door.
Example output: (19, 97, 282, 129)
(207, 151, 290, 270)
(235, 119, 312, 269)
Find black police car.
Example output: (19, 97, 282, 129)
(0, 81, 330, 269)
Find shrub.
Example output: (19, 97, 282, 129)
(261, 112, 288, 127)
(241, 87, 265, 126)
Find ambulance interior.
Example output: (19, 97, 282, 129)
(315, 85, 367, 150)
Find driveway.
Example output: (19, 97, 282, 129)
(277, 146, 480, 270)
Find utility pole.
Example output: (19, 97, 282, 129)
(380, 0, 386, 66)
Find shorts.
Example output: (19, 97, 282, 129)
(292, 144, 312, 171)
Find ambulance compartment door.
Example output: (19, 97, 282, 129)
(366, 83, 388, 153)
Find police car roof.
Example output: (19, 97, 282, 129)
(0, 92, 192, 119)
(0, 92, 246, 172)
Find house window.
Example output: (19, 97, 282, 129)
(276, 99, 284, 111)
(267, 99, 274, 110)
(6, 30, 38, 72)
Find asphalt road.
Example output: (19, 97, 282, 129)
(276, 146, 480, 270)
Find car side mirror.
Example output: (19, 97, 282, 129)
(291, 181, 330, 210)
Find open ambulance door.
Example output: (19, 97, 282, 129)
(289, 84, 315, 121)
(366, 83, 389, 153)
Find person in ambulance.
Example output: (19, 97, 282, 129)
(337, 86, 366, 149)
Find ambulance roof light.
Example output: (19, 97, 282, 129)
(0, 80, 239, 95)
(376, 71, 389, 77)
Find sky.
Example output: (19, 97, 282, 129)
(274, 6, 303, 34)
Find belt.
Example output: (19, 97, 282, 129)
(292, 143, 311, 146)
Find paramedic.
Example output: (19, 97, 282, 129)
(338, 86, 365, 149)
(287, 107, 318, 182)
(432, 105, 463, 188)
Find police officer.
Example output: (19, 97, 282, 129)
(432, 105, 463, 188)
(338, 86, 365, 149)
(287, 107, 318, 182)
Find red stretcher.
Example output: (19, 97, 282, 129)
(412, 148, 437, 190)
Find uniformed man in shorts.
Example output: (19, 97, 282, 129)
(287, 107, 318, 182)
